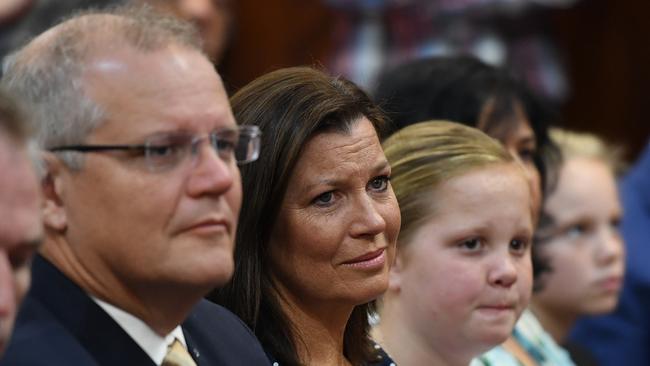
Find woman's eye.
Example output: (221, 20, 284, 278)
(368, 175, 390, 192)
(459, 238, 483, 252)
(517, 148, 536, 163)
(313, 191, 335, 207)
(509, 239, 529, 254)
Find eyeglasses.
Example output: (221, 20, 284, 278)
(49, 125, 261, 172)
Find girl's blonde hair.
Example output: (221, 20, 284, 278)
(383, 120, 519, 246)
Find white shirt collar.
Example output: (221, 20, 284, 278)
(92, 297, 187, 365)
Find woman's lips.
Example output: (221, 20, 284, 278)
(342, 248, 386, 269)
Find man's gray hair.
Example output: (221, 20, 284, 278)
(0, 87, 29, 142)
(0, 87, 44, 175)
(1, 4, 203, 169)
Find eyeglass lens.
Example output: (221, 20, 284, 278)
(144, 126, 260, 171)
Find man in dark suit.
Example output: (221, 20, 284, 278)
(0, 5, 268, 365)
(0, 89, 42, 358)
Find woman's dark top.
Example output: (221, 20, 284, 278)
(264, 343, 397, 366)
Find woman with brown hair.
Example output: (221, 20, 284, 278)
(211, 67, 401, 366)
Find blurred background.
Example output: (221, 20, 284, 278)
(219, 0, 649, 162)
(1, 0, 648, 162)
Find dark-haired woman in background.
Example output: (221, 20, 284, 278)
(211, 67, 400, 366)
(374, 55, 558, 217)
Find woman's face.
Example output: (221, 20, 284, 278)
(483, 101, 541, 214)
(533, 157, 624, 316)
(391, 163, 533, 356)
(270, 117, 400, 308)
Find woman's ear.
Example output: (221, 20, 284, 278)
(41, 153, 67, 231)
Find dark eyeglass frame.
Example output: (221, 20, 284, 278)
(48, 125, 261, 171)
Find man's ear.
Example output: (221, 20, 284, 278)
(388, 251, 405, 292)
(41, 153, 67, 231)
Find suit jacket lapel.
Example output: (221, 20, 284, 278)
(30, 255, 157, 366)
(182, 327, 203, 365)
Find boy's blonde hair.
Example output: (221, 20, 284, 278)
(549, 128, 625, 176)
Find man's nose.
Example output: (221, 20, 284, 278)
(186, 142, 236, 198)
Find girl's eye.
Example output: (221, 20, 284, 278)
(313, 191, 334, 207)
(509, 239, 529, 254)
(460, 238, 483, 252)
(368, 175, 390, 192)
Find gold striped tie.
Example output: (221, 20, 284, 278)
(162, 339, 197, 366)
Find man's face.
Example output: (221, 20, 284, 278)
(0, 136, 42, 355)
(54, 44, 241, 300)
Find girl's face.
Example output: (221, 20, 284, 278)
(390, 163, 534, 357)
(533, 157, 624, 317)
